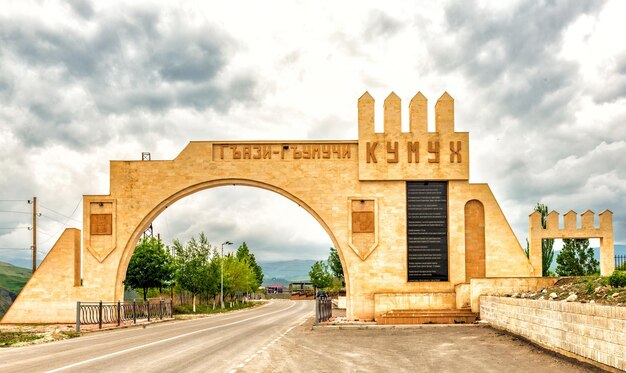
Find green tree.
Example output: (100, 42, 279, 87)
(206, 247, 221, 304)
(125, 236, 174, 301)
(535, 203, 555, 276)
(524, 203, 555, 276)
(223, 254, 255, 297)
(174, 233, 212, 312)
(309, 260, 333, 290)
(556, 238, 599, 276)
(236, 242, 264, 291)
(327, 247, 344, 282)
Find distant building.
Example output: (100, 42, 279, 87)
(266, 284, 285, 294)
(289, 282, 314, 295)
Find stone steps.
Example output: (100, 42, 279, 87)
(376, 308, 478, 325)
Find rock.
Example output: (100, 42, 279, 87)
(590, 300, 595, 304)
(566, 294, 577, 302)
(538, 296, 545, 300)
(541, 289, 547, 293)
(612, 293, 619, 298)
(512, 293, 519, 298)
(549, 292, 558, 299)
(520, 293, 527, 298)
(595, 286, 603, 293)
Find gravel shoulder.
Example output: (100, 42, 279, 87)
(242, 319, 598, 373)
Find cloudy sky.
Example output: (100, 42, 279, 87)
(1, 0, 625, 268)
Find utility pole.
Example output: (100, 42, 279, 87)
(31, 196, 37, 273)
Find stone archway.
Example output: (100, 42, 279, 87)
(5, 91, 582, 324)
(114, 178, 349, 302)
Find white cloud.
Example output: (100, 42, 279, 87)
(1, 0, 625, 268)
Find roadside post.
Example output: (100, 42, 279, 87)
(75, 301, 81, 332)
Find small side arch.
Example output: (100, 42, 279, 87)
(114, 178, 350, 301)
(464, 199, 485, 280)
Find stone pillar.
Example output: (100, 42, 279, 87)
(599, 210, 614, 276)
(528, 211, 543, 276)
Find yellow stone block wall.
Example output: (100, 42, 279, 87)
(481, 296, 626, 371)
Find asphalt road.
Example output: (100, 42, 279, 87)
(0, 300, 312, 373)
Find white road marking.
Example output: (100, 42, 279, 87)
(45, 301, 297, 373)
(230, 311, 313, 372)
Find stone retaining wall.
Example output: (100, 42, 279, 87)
(480, 296, 626, 371)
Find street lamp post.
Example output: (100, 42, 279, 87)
(221, 241, 233, 309)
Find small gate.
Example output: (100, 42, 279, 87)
(315, 296, 332, 325)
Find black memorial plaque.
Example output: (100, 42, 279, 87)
(407, 181, 448, 281)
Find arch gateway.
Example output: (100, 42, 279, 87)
(2, 91, 615, 323)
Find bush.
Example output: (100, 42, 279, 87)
(608, 271, 626, 288)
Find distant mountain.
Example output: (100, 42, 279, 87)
(0, 287, 17, 319)
(259, 260, 316, 283)
(0, 257, 42, 270)
(261, 277, 291, 288)
(0, 261, 31, 294)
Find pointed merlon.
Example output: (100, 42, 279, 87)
(599, 209, 613, 229)
(435, 91, 454, 135)
(409, 92, 427, 134)
(529, 210, 543, 232)
(358, 91, 375, 137)
(384, 92, 401, 134)
(546, 210, 560, 230)
(359, 91, 374, 102)
(581, 210, 595, 229)
(564, 210, 577, 230)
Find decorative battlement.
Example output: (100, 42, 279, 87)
(528, 209, 614, 276)
(358, 91, 455, 136)
(532, 209, 613, 236)
(357, 92, 469, 181)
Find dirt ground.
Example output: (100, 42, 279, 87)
(241, 321, 599, 373)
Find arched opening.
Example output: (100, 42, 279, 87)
(465, 199, 485, 280)
(115, 178, 349, 305)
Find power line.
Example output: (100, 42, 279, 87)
(40, 199, 82, 245)
(39, 204, 81, 224)
(39, 213, 72, 226)
(0, 210, 31, 215)
(36, 228, 53, 237)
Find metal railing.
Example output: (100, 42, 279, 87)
(616, 255, 626, 270)
(76, 299, 172, 332)
(314, 296, 332, 325)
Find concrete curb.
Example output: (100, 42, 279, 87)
(313, 323, 483, 330)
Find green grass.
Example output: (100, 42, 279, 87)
(0, 262, 31, 294)
(61, 331, 80, 339)
(0, 332, 43, 347)
(173, 301, 259, 315)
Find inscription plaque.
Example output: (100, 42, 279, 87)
(352, 212, 374, 233)
(91, 214, 112, 235)
(407, 181, 448, 281)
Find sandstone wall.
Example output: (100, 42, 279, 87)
(481, 296, 626, 371)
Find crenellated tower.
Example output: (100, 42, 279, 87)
(358, 92, 469, 181)
(529, 209, 614, 276)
